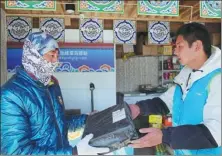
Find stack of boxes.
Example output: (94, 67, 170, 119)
(136, 34, 173, 56)
(211, 33, 221, 47)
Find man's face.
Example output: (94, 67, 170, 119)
(174, 35, 197, 66)
(43, 49, 59, 63)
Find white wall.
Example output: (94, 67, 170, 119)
(55, 72, 116, 113)
(62, 30, 116, 113)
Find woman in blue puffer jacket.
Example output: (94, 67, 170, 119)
(1, 32, 109, 155)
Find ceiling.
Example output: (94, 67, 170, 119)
(1, 0, 221, 23)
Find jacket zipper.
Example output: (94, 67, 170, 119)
(46, 89, 63, 147)
(174, 82, 184, 125)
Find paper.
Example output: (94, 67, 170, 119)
(112, 108, 126, 123)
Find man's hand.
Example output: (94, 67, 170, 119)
(129, 104, 140, 119)
(77, 134, 109, 155)
(129, 128, 163, 148)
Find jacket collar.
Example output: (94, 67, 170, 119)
(16, 66, 56, 88)
(174, 46, 221, 90)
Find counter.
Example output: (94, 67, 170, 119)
(123, 91, 162, 104)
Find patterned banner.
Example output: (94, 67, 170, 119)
(148, 21, 170, 45)
(200, 1, 221, 18)
(80, 19, 103, 43)
(78, 0, 124, 13)
(138, 1, 179, 16)
(40, 18, 65, 42)
(114, 20, 136, 44)
(7, 47, 114, 73)
(7, 16, 32, 42)
(5, 0, 56, 11)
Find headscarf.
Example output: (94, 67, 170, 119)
(22, 32, 59, 86)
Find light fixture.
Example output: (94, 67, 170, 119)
(65, 4, 75, 14)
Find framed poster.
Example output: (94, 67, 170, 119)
(138, 1, 179, 16)
(80, 19, 103, 43)
(114, 20, 136, 44)
(5, 0, 56, 11)
(200, 1, 221, 18)
(40, 18, 65, 42)
(78, 0, 124, 14)
(148, 21, 170, 45)
(7, 16, 32, 42)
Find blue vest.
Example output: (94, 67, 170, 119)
(173, 68, 221, 155)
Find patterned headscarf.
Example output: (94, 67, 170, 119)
(22, 32, 59, 86)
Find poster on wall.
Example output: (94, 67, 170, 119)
(148, 21, 170, 45)
(80, 19, 103, 43)
(78, 0, 124, 14)
(7, 16, 32, 42)
(40, 18, 65, 42)
(113, 20, 136, 44)
(5, 0, 56, 11)
(7, 46, 115, 73)
(200, 1, 221, 18)
(138, 1, 179, 16)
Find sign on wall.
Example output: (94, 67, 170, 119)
(58, 48, 114, 72)
(80, 19, 103, 43)
(40, 18, 65, 42)
(138, 1, 179, 16)
(114, 20, 136, 44)
(7, 46, 114, 73)
(200, 1, 221, 18)
(148, 21, 170, 45)
(78, 0, 124, 14)
(7, 16, 32, 42)
(5, 0, 56, 11)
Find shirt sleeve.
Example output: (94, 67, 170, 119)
(203, 74, 221, 146)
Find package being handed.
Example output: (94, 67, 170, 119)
(82, 102, 139, 153)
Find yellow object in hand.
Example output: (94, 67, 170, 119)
(149, 115, 162, 124)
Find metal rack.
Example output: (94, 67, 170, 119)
(158, 55, 181, 86)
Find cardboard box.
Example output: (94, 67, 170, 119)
(136, 35, 144, 55)
(123, 44, 134, 53)
(116, 45, 123, 58)
(116, 52, 122, 58)
(211, 33, 221, 46)
(142, 45, 159, 56)
(158, 45, 173, 55)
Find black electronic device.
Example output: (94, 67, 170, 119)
(82, 102, 139, 154)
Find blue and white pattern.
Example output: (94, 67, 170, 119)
(22, 32, 59, 85)
(201, 1, 221, 18)
(33, 1, 48, 8)
(80, 18, 103, 43)
(7, 16, 32, 42)
(40, 18, 65, 42)
(206, 1, 221, 11)
(148, 21, 170, 45)
(14, 1, 29, 8)
(147, 1, 170, 7)
(114, 20, 136, 44)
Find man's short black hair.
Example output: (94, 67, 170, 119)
(176, 22, 212, 58)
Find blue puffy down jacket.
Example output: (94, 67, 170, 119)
(1, 67, 86, 155)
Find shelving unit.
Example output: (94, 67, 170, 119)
(158, 55, 181, 86)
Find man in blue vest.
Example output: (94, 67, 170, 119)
(1, 32, 109, 155)
(129, 22, 221, 155)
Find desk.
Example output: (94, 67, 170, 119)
(123, 92, 162, 104)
